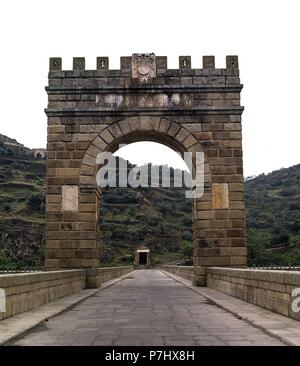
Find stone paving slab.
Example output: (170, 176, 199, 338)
(162, 270, 300, 346)
(0, 272, 134, 345)
(10, 270, 284, 346)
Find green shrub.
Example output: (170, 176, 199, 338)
(27, 192, 45, 211)
(182, 231, 192, 241)
(182, 216, 192, 226)
(181, 240, 193, 264)
(3, 203, 11, 212)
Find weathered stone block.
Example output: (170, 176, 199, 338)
(73, 57, 85, 70)
(226, 56, 239, 76)
(156, 56, 167, 69)
(49, 58, 62, 71)
(167, 122, 181, 137)
(203, 56, 215, 69)
(179, 56, 191, 69)
(212, 183, 229, 209)
(120, 56, 132, 69)
(62, 186, 78, 212)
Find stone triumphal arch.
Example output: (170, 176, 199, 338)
(45, 53, 246, 288)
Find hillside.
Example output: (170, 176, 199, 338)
(0, 138, 45, 267)
(0, 136, 191, 268)
(100, 164, 192, 266)
(0, 133, 299, 268)
(245, 165, 300, 265)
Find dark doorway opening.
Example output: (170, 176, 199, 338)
(139, 252, 147, 265)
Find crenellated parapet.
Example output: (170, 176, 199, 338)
(49, 54, 239, 73)
(48, 54, 240, 90)
(46, 53, 242, 117)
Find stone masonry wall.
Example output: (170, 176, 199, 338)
(98, 266, 134, 283)
(0, 270, 85, 320)
(46, 54, 246, 287)
(163, 265, 195, 281)
(207, 267, 300, 321)
(0, 266, 136, 321)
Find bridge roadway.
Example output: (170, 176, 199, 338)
(12, 270, 284, 346)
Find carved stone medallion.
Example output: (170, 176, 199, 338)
(132, 53, 156, 82)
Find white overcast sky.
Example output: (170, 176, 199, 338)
(0, 0, 299, 177)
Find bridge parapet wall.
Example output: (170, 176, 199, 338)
(0, 266, 134, 321)
(163, 265, 195, 282)
(98, 266, 134, 283)
(207, 267, 300, 321)
(0, 269, 85, 321)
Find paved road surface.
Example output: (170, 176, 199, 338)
(13, 270, 284, 346)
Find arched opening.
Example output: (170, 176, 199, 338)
(75, 117, 212, 287)
(99, 141, 193, 267)
(114, 141, 190, 172)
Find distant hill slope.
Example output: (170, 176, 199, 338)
(245, 164, 300, 265)
(0, 136, 46, 267)
(0, 133, 31, 156)
(100, 168, 192, 265)
(0, 133, 299, 267)
(0, 134, 23, 145)
(0, 135, 191, 267)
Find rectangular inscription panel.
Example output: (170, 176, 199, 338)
(212, 183, 229, 209)
(95, 93, 193, 109)
(62, 185, 79, 212)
